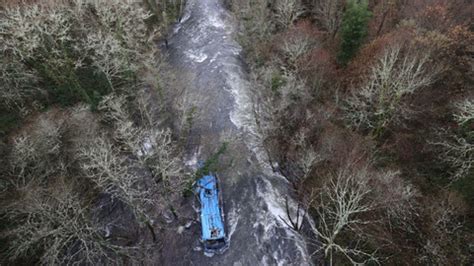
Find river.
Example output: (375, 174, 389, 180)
(163, 0, 312, 265)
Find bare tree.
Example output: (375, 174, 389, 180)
(140, 129, 183, 187)
(1, 1, 178, 264)
(281, 197, 307, 232)
(344, 45, 438, 136)
(174, 88, 201, 142)
(308, 164, 379, 265)
(98, 94, 182, 183)
(436, 134, 474, 180)
(249, 66, 279, 139)
(248, 65, 314, 175)
(453, 99, 474, 126)
(231, 0, 274, 52)
(80, 0, 156, 90)
(78, 135, 157, 224)
(10, 114, 65, 188)
(434, 99, 474, 181)
(311, 0, 344, 37)
(291, 130, 324, 182)
(0, 4, 62, 61)
(136, 89, 164, 129)
(96, 93, 184, 198)
(10, 135, 39, 186)
(0, 0, 157, 100)
(98, 94, 143, 154)
(419, 190, 467, 265)
(374, 170, 419, 230)
(77, 0, 156, 88)
(1, 177, 131, 265)
(3, 96, 179, 263)
(144, 0, 186, 29)
(298, 148, 321, 180)
(280, 31, 314, 70)
(274, 0, 304, 29)
(0, 59, 39, 110)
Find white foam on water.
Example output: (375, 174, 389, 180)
(173, 24, 182, 34)
(181, 10, 191, 24)
(226, 207, 240, 243)
(209, 51, 221, 64)
(204, 251, 215, 258)
(256, 179, 288, 228)
(223, 30, 313, 266)
(261, 255, 271, 266)
(226, 70, 280, 176)
(185, 50, 208, 63)
(207, 14, 226, 29)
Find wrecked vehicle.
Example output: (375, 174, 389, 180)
(196, 174, 228, 254)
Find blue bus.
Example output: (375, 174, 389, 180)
(196, 174, 228, 253)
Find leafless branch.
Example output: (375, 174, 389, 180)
(274, 0, 304, 29)
(344, 45, 439, 134)
(308, 164, 380, 265)
(311, 0, 343, 37)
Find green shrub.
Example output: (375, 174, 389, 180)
(337, 0, 371, 65)
(271, 71, 286, 93)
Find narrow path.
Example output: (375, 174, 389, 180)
(163, 0, 311, 264)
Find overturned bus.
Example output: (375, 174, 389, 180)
(196, 174, 228, 254)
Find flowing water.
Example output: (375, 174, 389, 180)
(164, 0, 312, 264)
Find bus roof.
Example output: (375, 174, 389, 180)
(198, 175, 226, 240)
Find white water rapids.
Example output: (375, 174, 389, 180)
(164, 0, 313, 265)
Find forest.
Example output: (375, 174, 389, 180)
(0, 0, 473, 265)
(226, 0, 473, 264)
(0, 0, 188, 264)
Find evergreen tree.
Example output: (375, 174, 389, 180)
(337, 0, 372, 65)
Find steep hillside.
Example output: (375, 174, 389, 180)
(227, 0, 473, 264)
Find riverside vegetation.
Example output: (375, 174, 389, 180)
(0, 0, 189, 264)
(227, 0, 473, 264)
